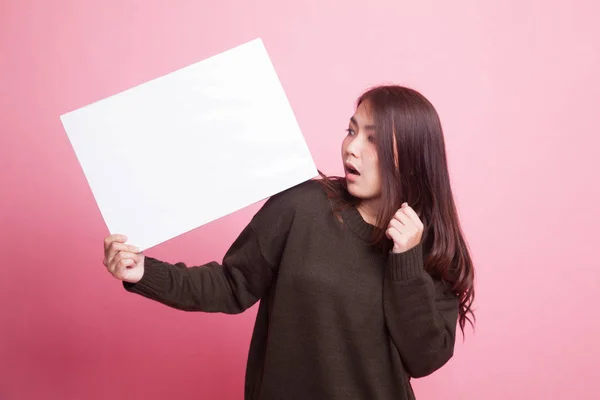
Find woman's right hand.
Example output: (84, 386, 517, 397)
(103, 234, 145, 283)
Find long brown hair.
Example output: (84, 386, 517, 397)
(319, 85, 475, 335)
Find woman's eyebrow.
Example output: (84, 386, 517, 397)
(350, 116, 375, 131)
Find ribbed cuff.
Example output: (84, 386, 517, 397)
(122, 256, 168, 296)
(386, 243, 424, 281)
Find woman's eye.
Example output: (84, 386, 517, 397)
(346, 128, 356, 136)
(368, 135, 376, 143)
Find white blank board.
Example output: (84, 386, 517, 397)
(60, 38, 317, 251)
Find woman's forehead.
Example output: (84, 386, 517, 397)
(351, 102, 375, 128)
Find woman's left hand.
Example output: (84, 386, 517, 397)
(386, 202, 424, 254)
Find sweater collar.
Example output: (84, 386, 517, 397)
(340, 206, 381, 242)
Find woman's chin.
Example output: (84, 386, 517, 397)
(346, 183, 367, 199)
(346, 183, 381, 203)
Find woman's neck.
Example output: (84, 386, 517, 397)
(356, 199, 380, 227)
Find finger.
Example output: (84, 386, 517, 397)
(108, 251, 138, 273)
(401, 204, 424, 230)
(113, 257, 135, 279)
(386, 226, 403, 245)
(104, 234, 128, 251)
(389, 218, 408, 235)
(393, 209, 414, 230)
(110, 252, 136, 273)
(106, 243, 132, 268)
(106, 242, 140, 265)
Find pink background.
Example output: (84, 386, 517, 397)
(1, 1, 599, 399)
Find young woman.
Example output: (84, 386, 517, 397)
(103, 85, 475, 400)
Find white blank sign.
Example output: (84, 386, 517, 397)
(60, 38, 317, 251)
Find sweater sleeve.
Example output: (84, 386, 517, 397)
(383, 242, 460, 378)
(122, 191, 296, 314)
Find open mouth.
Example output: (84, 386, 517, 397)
(346, 166, 360, 176)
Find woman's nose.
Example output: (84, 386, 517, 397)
(345, 136, 362, 157)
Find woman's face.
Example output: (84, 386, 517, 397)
(341, 101, 382, 202)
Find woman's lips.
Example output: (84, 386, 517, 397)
(345, 167, 360, 181)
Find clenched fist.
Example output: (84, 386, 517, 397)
(386, 202, 424, 254)
(103, 234, 145, 283)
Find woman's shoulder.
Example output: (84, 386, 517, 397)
(249, 178, 332, 229)
(257, 177, 338, 218)
(268, 178, 331, 212)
